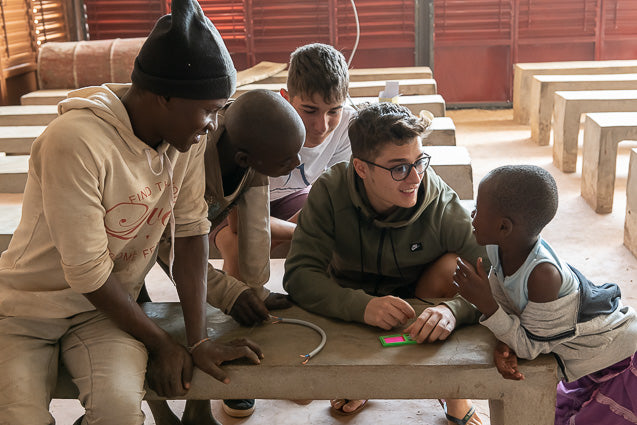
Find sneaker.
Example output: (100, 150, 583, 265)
(222, 399, 256, 417)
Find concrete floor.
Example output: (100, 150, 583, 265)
(50, 108, 637, 424)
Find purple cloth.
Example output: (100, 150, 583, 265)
(269, 186, 311, 221)
(555, 353, 637, 425)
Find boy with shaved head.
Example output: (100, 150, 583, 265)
(149, 88, 305, 424)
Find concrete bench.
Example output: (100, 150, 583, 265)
(512, 60, 637, 124)
(424, 146, 473, 199)
(21, 89, 71, 106)
(580, 113, 637, 213)
(0, 105, 58, 126)
(234, 79, 437, 98)
(350, 95, 446, 117)
(0, 155, 29, 193)
(552, 90, 637, 173)
(51, 301, 558, 425)
(426, 117, 456, 146)
(530, 74, 637, 146)
(0, 194, 22, 252)
(626, 148, 637, 259)
(259, 66, 433, 84)
(0, 126, 46, 154)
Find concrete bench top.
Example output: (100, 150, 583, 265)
(0, 126, 46, 154)
(21, 89, 71, 106)
(260, 66, 433, 84)
(51, 301, 558, 424)
(585, 111, 637, 127)
(426, 117, 456, 146)
(0, 155, 29, 193)
(350, 95, 446, 117)
(234, 79, 437, 98)
(530, 75, 637, 146)
(0, 105, 58, 126)
(512, 60, 637, 124)
(551, 91, 637, 172)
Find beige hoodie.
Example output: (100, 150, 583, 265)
(0, 84, 210, 318)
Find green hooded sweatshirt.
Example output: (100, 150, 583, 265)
(283, 160, 487, 325)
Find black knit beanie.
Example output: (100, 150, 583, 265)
(131, 0, 236, 99)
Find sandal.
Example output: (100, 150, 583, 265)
(438, 399, 479, 425)
(330, 399, 368, 416)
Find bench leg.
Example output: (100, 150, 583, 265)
(488, 391, 555, 425)
(581, 123, 619, 214)
(531, 86, 552, 146)
(626, 149, 637, 258)
(552, 100, 579, 173)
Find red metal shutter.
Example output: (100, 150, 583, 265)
(84, 0, 166, 40)
(516, 0, 598, 63)
(601, 0, 637, 59)
(434, 0, 513, 103)
(199, 0, 249, 69)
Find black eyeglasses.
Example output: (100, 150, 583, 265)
(360, 154, 431, 181)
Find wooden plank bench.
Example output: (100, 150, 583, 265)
(626, 148, 637, 259)
(529, 74, 637, 146)
(259, 66, 433, 84)
(234, 79, 437, 98)
(552, 90, 637, 173)
(512, 60, 637, 124)
(350, 95, 446, 117)
(0, 126, 46, 154)
(581, 112, 637, 213)
(0, 105, 58, 126)
(51, 301, 558, 425)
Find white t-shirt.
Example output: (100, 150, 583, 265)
(269, 105, 354, 201)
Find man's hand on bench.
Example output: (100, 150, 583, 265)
(404, 304, 456, 343)
(146, 336, 194, 397)
(191, 337, 263, 384)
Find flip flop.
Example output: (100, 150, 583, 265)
(438, 399, 479, 425)
(330, 399, 368, 416)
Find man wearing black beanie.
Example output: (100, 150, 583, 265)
(0, 1, 262, 424)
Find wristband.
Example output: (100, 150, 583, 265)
(187, 337, 210, 354)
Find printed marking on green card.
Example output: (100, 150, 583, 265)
(379, 333, 418, 347)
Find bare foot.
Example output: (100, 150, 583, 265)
(181, 400, 221, 425)
(442, 399, 483, 425)
(264, 292, 293, 310)
(146, 400, 182, 425)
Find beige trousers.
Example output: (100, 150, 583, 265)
(0, 310, 147, 425)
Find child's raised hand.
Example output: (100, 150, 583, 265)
(453, 257, 498, 317)
(494, 341, 524, 381)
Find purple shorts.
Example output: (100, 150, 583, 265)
(555, 352, 637, 424)
(210, 186, 311, 248)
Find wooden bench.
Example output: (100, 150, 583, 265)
(0, 105, 58, 126)
(259, 66, 433, 84)
(234, 78, 437, 98)
(552, 90, 637, 173)
(0, 126, 46, 154)
(512, 60, 637, 124)
(581, 113, 637, 213)
(51, 301, 558, 425)
(626, 148, 637, 259)
(350, 95, 446, 117)
(529, 74, 637, 146)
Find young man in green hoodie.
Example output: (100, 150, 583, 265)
(284, 102, 486, 424)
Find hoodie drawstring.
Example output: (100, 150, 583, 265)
(144, 148, 176, 282)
